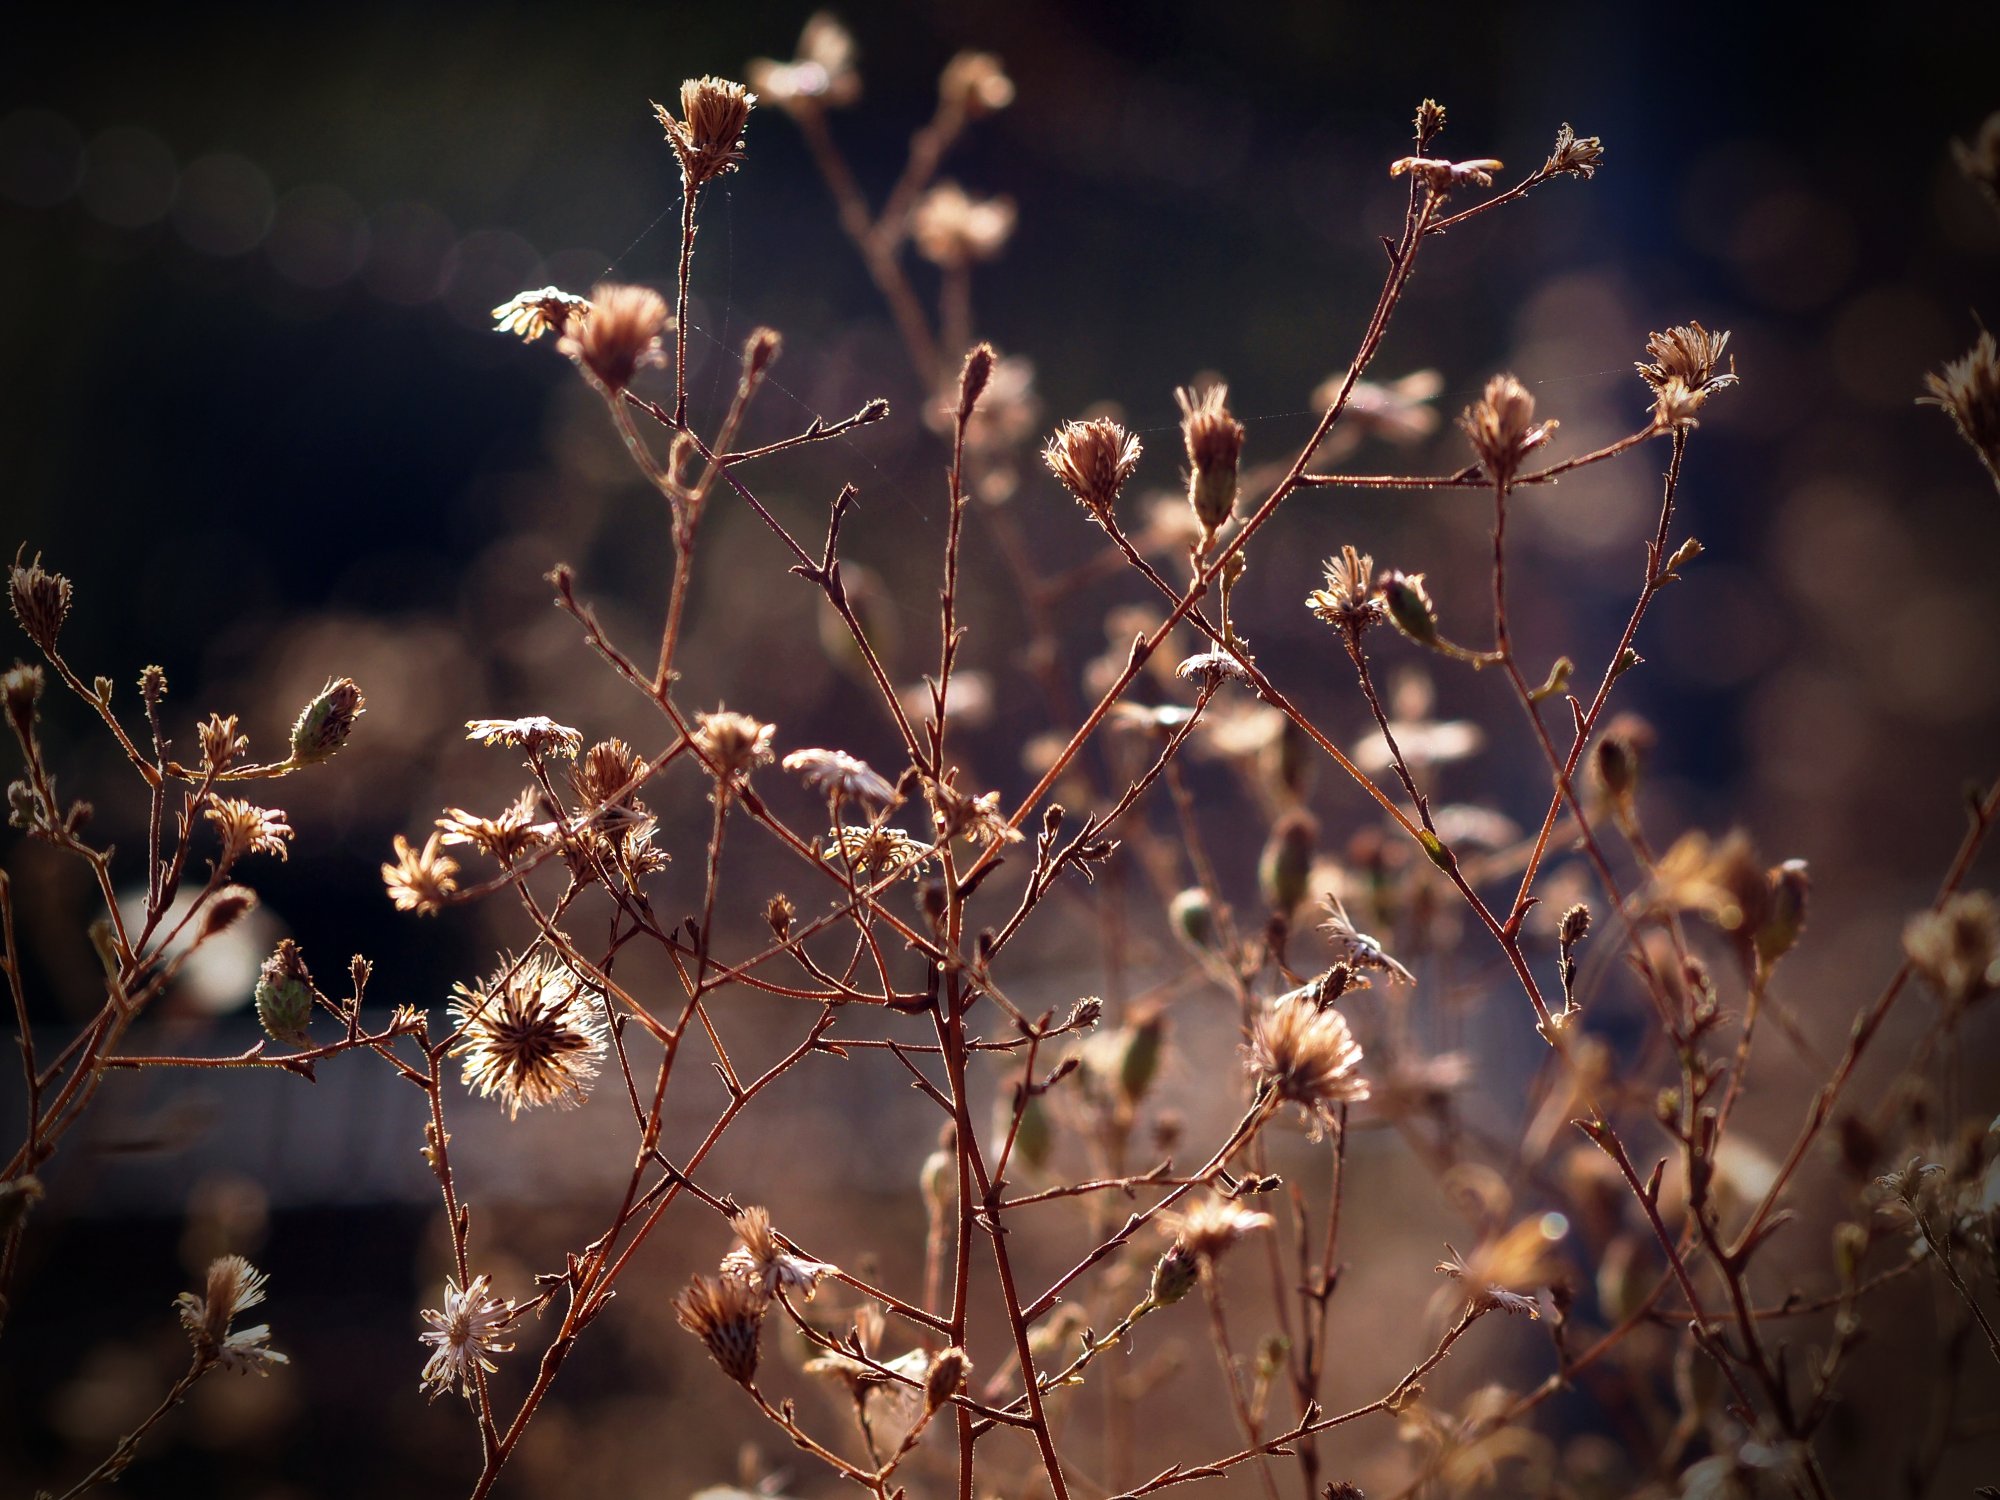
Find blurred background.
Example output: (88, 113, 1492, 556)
(3, 1, 1998, 1495)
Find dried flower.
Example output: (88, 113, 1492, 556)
(1414, 98, 1447, 143)
(1174, 648, 1253, 692)
(1177, 384, 1245, 541)
(748, 13, 861, 112)
(289, 676, 365, 764)
(437, 789, 551, 865)
(449, 950, 608, 1119)
(198, 712, 249, 773)
(1306, 545, 1386, 634)
(466, 715, 584, 759)
(1319, 895, 1416, 983)
(491, 285, 592, 343)
(722, 1206, 838, 1300)
(200, 885, 258, 939)
(1044, 417, 1141, 521)
(1390, 155, 1503, 194)
(825, 824, 932, 880)
(656, 76, 756, 189)
(1920, 329, 2000, 484)
(782, 748, 899, 808)
(1637, 322, 1738, 428)
(912, 181, 1016, 266)
(419, 1273, 515, 1400)
(205, 797, 294, 863)
(2, 662, 41, 742)
(1904, 891, 1999, 1011)
(255, 938, 315, 1046)
(924, 1346, 971, 1413)
(1167, 1195, 1275, 1265)
(1247, 990, 1369, 1134)
(557, 283, 668, 392)
(8, 550, 71, 652)
(571, 737, 645, 808)
(1435, 1218, 1557, 1318)
(939, 51, 1013, 117)
(1458, 374, 1557, 486)
(382, 831, 459, 916)
(693, 708, 776, 780)
(676, 1272, 767, 1386)
(933, 781, 1023, 847)
(176, 1255, 288, 1374)
(1543, 123, 1603, 179)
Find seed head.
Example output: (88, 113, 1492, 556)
(205, 797, 294, 863)
(1177, 384, 1245, 541)
(290, 676, 365, 764)
(782, 747, 899, 808)
(1169, 1195, 1276, 1266)
(924, 1347, 971, 1413)
(466, 715, 584, 759)
(656, 77, 756, 189)
(675, 1272, 767, 1385)
(383, 831, 459, 916)
(419, 1273, 515, 1400)
(1044, 418, 1141, 521)
(956, 341, 996, 423)
(491, 285, 592, 343)
(1920, 329, 2000, 486)
(572, 737, 644, 808)
(176, 1255, 288, 1375)
(436, 789, 551, 865)
(200, 885, 258, 939)
(1543, 123, 1604, 179)
(1390, 155, 1503, 195)
(1458, 374, 1557, 486)
(1413, 98, 1447, 145)
(1637, 322, 1738, 428)
(449, 951, 608, 1119)
(1904, 891, 1999, 1012)
(694, 708, 776, 780)
(255, 938, 315, 1046)
(557, 283, 669, 392)
(198, 713, 250, 773)
(912, 181, 1016, 267)
(8, 550, 71, 652)
(1247, 990, 1368, 1135)
(722, 1205, 837, 1300)
(1306, 546, 1385, 635)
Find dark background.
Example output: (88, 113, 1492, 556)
(3, 2, 1998, 1495)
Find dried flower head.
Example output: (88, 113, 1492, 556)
(419, 1273, 515, 1400)
(1414, 98, 1447, 143)
(748, 12, 861, 112)
(1174, 648, 1254, 692)
(382, 831, 459, 915)
(939, 51, 1013, 116)
(289, 676, 365, 764)
(1044, 417, 1141, 521)
(782, 748, 899, 808)
(571, 737, 645, 808)
(437, 789, 551, 865)
(694, 708, 776, 780)
(1167, 1195, 1276, 1265)
(1435, 1217, 1557, 1317)
(8, 550, 71, 652)
(824, 824, 932, 880)
(466, 715, 584, 759)
(2, 662, 42, 742)
(675, 1272, 767, 1386)
(449, 951, 608, 1119)
(1903, 891, 1999, 1011)
(1306, 545, 1386, 634)
(1177, 384, 1245, 540)
(912, 181, 1017, 266)
(1458, 374, 1557, 485)
(205, 797, 294, 863)
(933, 781, 1023, 847)
(1543, 123, 1604, 179)
(656, 76, 756, 188)
(1920, 329, 2000, 484)
(1637, 322, 1738, 428)
(1390, 155, 1503, 195)
(198, 712, 249, 773)
(176, 1254, 288, 1374)
(1319, 895, 1416, 983)
(1246, 990, 1369, 1134)
(557, 282, 669, 392)
(491, 285, 592, 343)
(722, 1206, 838, 1300)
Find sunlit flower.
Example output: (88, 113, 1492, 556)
(465, 715, 584, 759)
(721, 1206, 838, 1300)
(1458, 374, 1557, 485)
(382, 831, 459, 916)
(1306, 545, 1385, 635)
(491, 285, 592, 343)
(1543, 123, 1604, 179)
(1246, 989, 1369, 1135)
(824, 824, 932, 880)
(436, 789, 552, 865)
(782, 748, 899, 808)
(177, 1255, 289, 1375)
(204, 797, 294, 863)
(656, 76, 756, 188)
(1165, 1195, 1275, 1265)
(1390, 155, 1503, 193)
(1920, 329, 2000, 483)
(1044, 417, 1141, 520)
(419, 1273, 515, 1400)
(693, 708, 776, 779)
(557, 283, 668, 392)
(449, 951, 608, 1118)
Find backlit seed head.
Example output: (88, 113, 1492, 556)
(289, 676, 365, 764)
(1306, 546, 1385, 635)
(675, 1272, 767, 1385)
(558, 283, 669, 392)
(1044, 418, 1141, 521)
(1921, 330, 2000, 484)
(1177, 384, 1244, 541)
(1246, 990, 1369, 1136)
(1637, 322, 1738, 428)
(1544, 122, 1604, 179)
(255, 938, 315, 1046)
(1458, 374, 1557, 486)
(912, 181, 1016, 267)
(694, 708, 776, 780)
(1378, 569, 1438, 645)
(656, 76, 756, 188)
(449, 951, 608, 1119)
(8, 550, 71, 652)
(924, 1347, 971, 1413)
(2, 662, 43, 743)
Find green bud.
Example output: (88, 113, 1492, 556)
(1010, 1092, 1052, 1173)
(1118, 1009, 1166, 1105)
(1756, 859, 1810, 966)
(289, 677, 365, 764)
(1379, 570, 1438, 646)
(255, 938, 315, 1046)
(1832, 1221, 1867, 1287)
(1259, 809, 1318, 916)
(1148, 1242, 1200, 1307)
(1169, 887, 1215, 951)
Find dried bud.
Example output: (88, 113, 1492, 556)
(743, 326, 782, 381)
(559, 283, 669, 392)
(491, 285, 591, 343)
(1920, 329, 2000, 485)
(1757, 859, 1810, 967)
(1591, 714, 1653, 812)
(2, 662, 43, 743)
(8, 550, 71, 652)
(939, 51, 1013, 117)
(924, 1347, 971, 1413)
(198, 713, 250, 773)
(1044, 418, 1141, 521)
(1458, 374, 1557, 486)
(139, 664, 167, 703)
(255, 938, 315, 1046)
(958, 342, 996, 423)
(1148, 1242, 1200, 1307)
(1177, 384, 1244, 541)
(1378, 569, 1438, 646)
(289, 677, 364, 764)
(1169, 887, 1216, 951)
(692, 708, 775, 780)
(1559, 903, 1592, 948)
(674, 1273, 766, 1386)
(766, 893, 795, 941)
(1543, 123, 1603, 179)
(656, 76, 756, 189)
(1259, 808, 1318, 916)
(201, 885, 259, 939)
(1414, 98, 1446, 145)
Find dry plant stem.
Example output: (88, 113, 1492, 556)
(1911, 1212, 2000, 1367)
(53, 1352, 211, 1500)
(672, 184, 698, 429)
(1199, 1273, 1283, 1500)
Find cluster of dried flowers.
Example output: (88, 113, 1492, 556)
(6, 19, 2000, 1500)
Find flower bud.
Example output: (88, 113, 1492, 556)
(1008, 1091, 1052, 1173)
(1757, 859, 1810, 967)
(255, 938, 315, 1046)
(201, 885, 259, 939)
(2, 663, 42, 744)
(1177, 385, 1244, 541)
(1169, 887, 1215, 951)
(1117, 1007, 1166, 1106)
(8, 552, 71, 653)
(1378, 570, 1438, 646)
(289, 677, 365, 764)
(1259, 808, 1318, 916)
(1148, 1242, 1200, 1307)
(924, 1347, 971, 1413)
